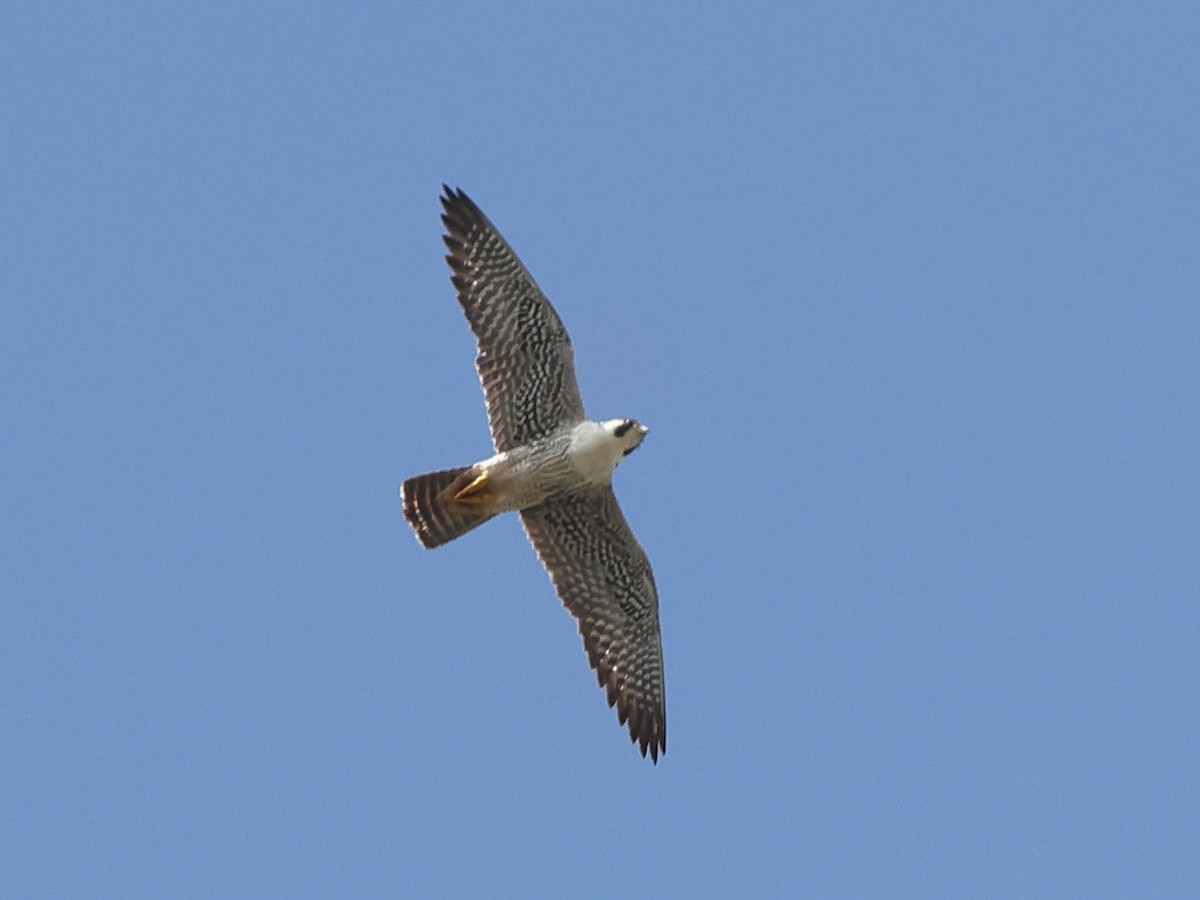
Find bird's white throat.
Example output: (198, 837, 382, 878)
(568, 421, 628, 483)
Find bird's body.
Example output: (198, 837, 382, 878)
(401, 187, 666, 762)
(404, 419, 648, 544)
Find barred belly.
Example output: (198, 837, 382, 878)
(488, 432, 584, 511)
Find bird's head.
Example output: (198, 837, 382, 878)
(604, 418, 649, 458)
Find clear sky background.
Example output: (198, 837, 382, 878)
(3, 3, 1197, 897)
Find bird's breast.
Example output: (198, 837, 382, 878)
(566, 421, 622, 485)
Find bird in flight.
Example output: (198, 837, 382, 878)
(401, 186, 666, 762)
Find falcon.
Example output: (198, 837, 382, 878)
(401, 186, 666, 762)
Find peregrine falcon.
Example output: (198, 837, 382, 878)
(401, 186, 666, 763)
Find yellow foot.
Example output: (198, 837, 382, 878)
(454, 471, 493, 505)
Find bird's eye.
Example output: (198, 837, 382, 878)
(614, 420, 634, 438)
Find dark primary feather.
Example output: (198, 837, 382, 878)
(440, 186, 587, 453)
(520, 486, 667, 762)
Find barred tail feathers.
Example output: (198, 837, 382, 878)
(401, 466, 497, 548)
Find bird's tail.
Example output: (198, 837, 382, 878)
(401, 465, 498, 548)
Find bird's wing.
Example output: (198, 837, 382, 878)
(520, 486, 666, 762)
(440, 186, 587, 453)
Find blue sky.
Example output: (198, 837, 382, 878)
(3, 3, 1198, 896)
